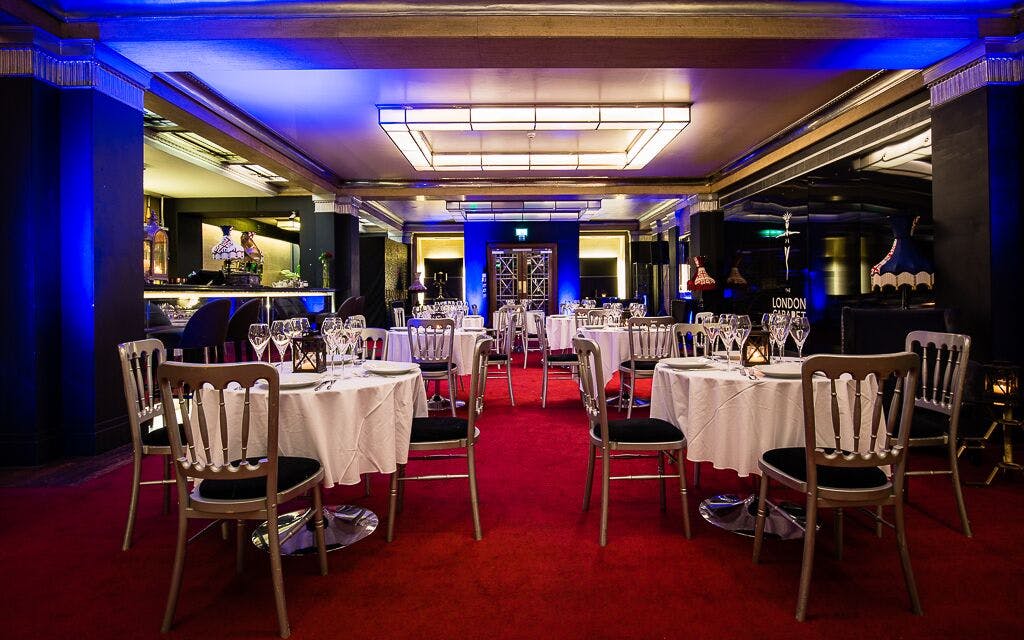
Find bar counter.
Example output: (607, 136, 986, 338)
(145, 285, 336, 322)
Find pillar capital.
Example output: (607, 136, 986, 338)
(0, 26, 150, 111)
(312, 194, 361, 216)
(924, 35, 1023, 109)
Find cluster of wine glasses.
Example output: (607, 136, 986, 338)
(320, 316, 367, 378)
(701, 314, 752, 370)
(246, 318, 309, 371)
(760, 312, 811, 360)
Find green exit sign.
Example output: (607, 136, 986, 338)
(758, 229, 785, 238)
(515, 227, 528, 240)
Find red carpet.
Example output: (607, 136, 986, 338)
(2, 355, 1022, 639)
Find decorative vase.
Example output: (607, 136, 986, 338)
(322, 263, 331, 289)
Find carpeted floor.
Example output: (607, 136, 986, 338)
(1, 355, 1022, 639)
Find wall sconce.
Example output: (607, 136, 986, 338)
(741, 330, 772, 366)
(292, 333, 327, 373)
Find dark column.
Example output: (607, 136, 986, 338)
(164, 199, 204, 279)
(689, 203, 725, 310)
(334, 212, 361, 301)
(309, 196, 360, 304)
(1, 36, 149, 464)
(0, 77, 63, 464)
(930, 60, 1023, 362)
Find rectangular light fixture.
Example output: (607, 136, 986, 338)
(378, 103, 690, 171)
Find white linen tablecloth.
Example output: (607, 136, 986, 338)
(649, 363, 879, 477)
(203, 369, 428, 487)
(578, 327, 636, 385)
(545, 315, 576, 351)
(385, 328, 480, 374)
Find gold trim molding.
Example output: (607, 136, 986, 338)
(924, 36, 1023, 109)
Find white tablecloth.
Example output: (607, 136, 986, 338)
(545, 315, 576, 351)
(649, 363, 879, 477)
(385, 328, 481, 374)
(205, 369, 428, 487)
(461, 315, 485, 329)
(491, 310, 543, 333)
(578, 327, 635, 385)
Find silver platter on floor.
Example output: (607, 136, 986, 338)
(698, 494, 817, 540)
(251, 504, 378, 556)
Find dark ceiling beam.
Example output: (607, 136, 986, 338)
(0, 0, 96, 38)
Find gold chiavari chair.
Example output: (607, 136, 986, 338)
(387, 337, 492, 541)
(575, 337, 692, 546)
(157, 361, 328, 638)
(672, 322, 707, 357)
(586, 308, 612, 326)
(573, 307, 591, 330)
(118, 338, 180, 550)
(618, 316, 675, 418)
(392, 306, 406, 328)
(484, 309, 516, 405)
(898, 330, 972, 536)
(752, 352, 921, 622)
(523, 309, 545, 368)
(408, 318, 458, 417)
(538, 314, 579, 408)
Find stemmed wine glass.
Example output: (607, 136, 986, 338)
(703, 317, 721, 364)
(269, 320, 290, 371)
(247, 323, 270, 362)
(735, 315, 752, 366)
(321, 317, 344, 377)
(345, 317, 365, 367)
(719, 315, 737, 369)
(770, 313, 792, 360)
(790, 315, 811, 360)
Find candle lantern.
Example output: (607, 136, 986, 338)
(292, 333, 327, 374)
(983, 362, 1020, 406)
(741, 330, 772, 367)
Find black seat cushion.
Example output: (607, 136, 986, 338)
(546, 353, 578, 363)
(419, 362, 454, 373)
(761, 447, 889, 489)
(411, 417, 470, 442)
(197, 456, 322, 500)
(141, 421, 187, 448)
(592, 418, 684, 443)
(488, 353, 509, 362)
(894, 407, 950, 440)
(620, 360, 659, 371)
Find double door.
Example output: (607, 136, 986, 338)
(487, 244, 557, 314)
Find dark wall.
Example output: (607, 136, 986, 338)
(933, 85, 1024, 362)
(464, 221, 580, 318)
(580, 257, 618, 300)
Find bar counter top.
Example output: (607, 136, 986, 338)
(144, 285, 335, 299)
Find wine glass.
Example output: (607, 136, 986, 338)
(270, 320, 291, 371)
(247, 323, 270, 362)
(321, 317, 343, 376)
(790, 315, 811, 360)
(703, 317, 721, 363)
(735, 315, 752, 365)
(292, 317, 310, 336)
(770, 313, 792, 360)
(346, 318, 365, 366)
(719, 315, 737, 369)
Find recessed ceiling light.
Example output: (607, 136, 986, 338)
(379, 103, 690, 171)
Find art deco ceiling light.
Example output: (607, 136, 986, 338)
(378, 104, 690, 171)
(446, 200, 602, 221)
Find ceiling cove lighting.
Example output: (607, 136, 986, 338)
(379, 104, 690, 171)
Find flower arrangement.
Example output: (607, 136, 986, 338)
(319, 251, 334, 265)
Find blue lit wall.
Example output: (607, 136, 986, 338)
(463, 222, 580, 318)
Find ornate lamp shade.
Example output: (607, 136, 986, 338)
(292, 333, 327, 373)
(726, 254, 748, 288)
(871, 216, 934, 291)
(211, 225, 245, 262)
(688, 256, 717, 291)
(741, 330, 772, 366)
(408, 271, 427, 293)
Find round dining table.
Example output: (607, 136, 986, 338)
(491, 309, 544, 333)
(578, 326, 634, 385)
(385, 328, 482, 374)
(209, 366, 429, 554)
(648, 359, 879, 538)
(544, 314, 577, 351)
